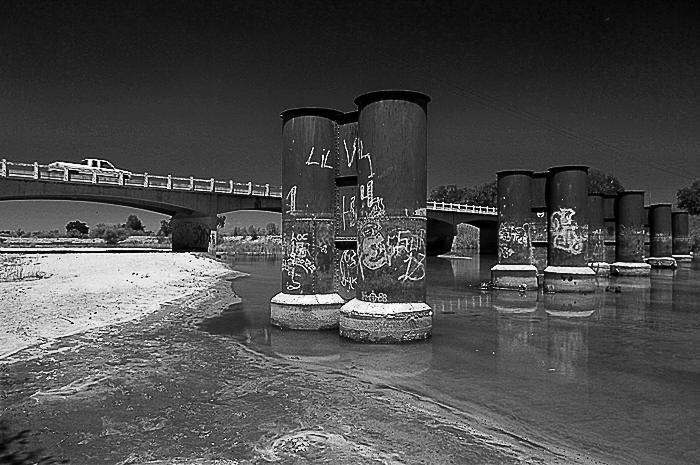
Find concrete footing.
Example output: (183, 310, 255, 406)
(490, 264, 539, 290)
(672, 254, 692, 262)
(543, 266, 596, 293)
(610, 262, 651, 276)
(339, 299, 432, 343)
(645, 257, 677, 268)
(588, 262, 610, 277)
(270, 293, 344, 330)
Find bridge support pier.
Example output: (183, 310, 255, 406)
(171, 213, 217, 253)
(491, 170, 538, 290)
(543, 166, 596, 293)
(646, 203, 677, 268)
(270, 108, 344, 330)
(339, 90, 432, 343)
(588, 194, 609, 276)
(611, 191, 651, 276)
(672, 211, 692, 262)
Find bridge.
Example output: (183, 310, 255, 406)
(0, 159, 497, 253)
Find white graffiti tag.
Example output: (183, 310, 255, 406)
(338, 249, 358, 291)
(359, 222, 388, 272)
(361, 290, 388, 303)
(498, 223, 531, 260)
(341, 194, 357, 231)
(281, 232, 316, 291)
(343, 137, 357, 168)
(360, 180, 386, 218)
(285, 186, 297, 213)
(358, 222, 426, 283)
(305, 146, 333, 169)
(550, 208, 584, 255)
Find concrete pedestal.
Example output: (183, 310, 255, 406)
(491, 264, 538, 290)
(644, 257, 677, 268)
(339, 299, 432, 343)
(270, 293, 345, 330)
(610, 262, 651, 276)
(543, 265, 596, 293)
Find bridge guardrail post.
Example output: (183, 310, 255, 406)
(210, 178, 215, 192)
(189, 176, 194, 190)
(247, 181, 252, 195)
(143, 173, 149, 188)
(63, 167, 69, 182)
(264, 183, 270, 196)
(228, 180, 234, 193)
(1, 159, 7, 177)
(33, 162, 39, 179)
(118, 172, 124, 186)
(92, 171, 97, 184)
(167, 174, 172, 189)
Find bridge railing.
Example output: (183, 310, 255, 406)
(0, 159, 283, 198)
(426, 200, 497, 215)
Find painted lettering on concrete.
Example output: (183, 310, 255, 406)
(305, 146, 333, 169)
(282, 232, 316, 291)
(551, 208, 584, 255)
(285, 185, 297, 213)
(361, 290, 388, 303)
(358, 221, 426, 283)
(338, 249, 358, 292)
(343, 137, 357, 168)
(498, 223, 531, 260)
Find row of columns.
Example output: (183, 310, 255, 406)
(270, 90, 433, 343)
(491, 166, 692, 292)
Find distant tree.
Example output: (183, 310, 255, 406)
(157, 219, 172, 236)
(65, 220, 89, 236)
(588, 168, 625, 195)
(429, 184, 460, 203)
(265, 222, 279, 236)
(217, 215, 226, 229)
(677, 180, 700, 215)
(248, 224, 259, 240)
(125, 214, 144, 231)
(103, 226, 129, 244)
(428, 180, 497, 207)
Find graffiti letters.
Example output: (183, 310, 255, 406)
(551, 208, 584, 255)
(341, 194, 357, 231)
(358, 139, 374, 178)
(498, 223, 531, 260)
(343, 137, 357, 168)
(338, 249, 358, 291)
(358, 221, 426, 283)
(305, 146, 333, 169)
(360, 180, 386, 218)
(359, 222, 388, 271)
(285, 186, 297, 213)
(282, 232, 316, 291)
(361, 290, 388, 303)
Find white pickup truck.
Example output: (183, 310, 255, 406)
(48, 158, 132, 178)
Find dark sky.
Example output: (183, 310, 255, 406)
(1, 0, 699, 231)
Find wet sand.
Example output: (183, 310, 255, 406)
(0, 256, 597, 464)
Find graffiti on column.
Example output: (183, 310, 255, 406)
(341, 194, 356, 230)
(282, 231, 316, 292)
(305, 146, 333, 169)
(498, 222, 531, 260)
(285, 186, 297, 213)
(589, 228, 605, 261)
(358, 222, 426, 283)
(551, 208, 585, 255)
(617, 225, 646, 260)
(343, 137, 358, 168)
(386, 228, 426, 282)
(361, 290, 388, 303)
(338, 249, 358, 291)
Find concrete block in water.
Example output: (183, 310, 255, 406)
(672, 254, 692, 263)
(339, 299, 432, 343)
(644, 256, 677, 269)
(610, 262, 651, 276)
(270, 293, 345, 330)
(491, 264, 538, 290)
(543, 265, 596, 293)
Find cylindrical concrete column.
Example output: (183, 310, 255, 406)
(530, 170, 549, 273)
(602, 194, 617, 263)
(270, 107, 345, 329)
(587, 194, 608, 275)
(672, 211, 692, 261)
(334, 111, 359, 302)
(340, 90, 432, 343)
(647, 203, 676, 268)
(491, 170, 538, 289)
(543, 166, 595, 292)
(611, 191, 651, 276)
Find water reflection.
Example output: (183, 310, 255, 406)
(199, 254, 700, 465)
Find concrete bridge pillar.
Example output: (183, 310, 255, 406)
(270, 107, 345, 330)
(339, 90, 432, 343)
(646, 203, 677, 268)
(671, 211, 692, 262)
(587, 194, 609, 275)
(171, 213, 217, 253)
(611, 191, 651, 276)
(543, 166, 596, 293)
(491, 170, 538, 289)
(530, 171, 549, 274)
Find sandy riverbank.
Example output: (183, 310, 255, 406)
(0, 252, 234, 359)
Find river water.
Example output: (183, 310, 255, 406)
(203, 255, 700, 465)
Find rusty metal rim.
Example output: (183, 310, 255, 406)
(649, 203, 673, 208)
(496, 169, 534, 177)
(546, 164, 589, 173)
(354, 90, 431, 109)
(336, 111, 358, 124)
(280, 107, 344, 122)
